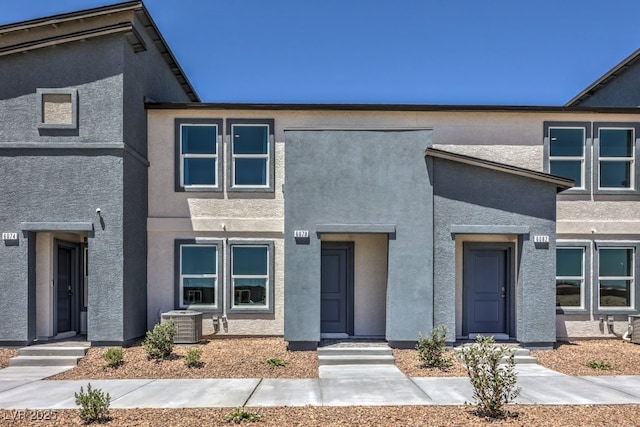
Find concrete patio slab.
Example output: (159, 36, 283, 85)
(111, 379, 260, 408)
(320, 378, 431, 406)
(246, 379, 321, 407)
(411, 377, 474, 405)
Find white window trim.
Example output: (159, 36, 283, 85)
(180, 123, 219, 189)
(598, 246, 635, 310)
(556, 247, 586, 310)
(230, 244, 270, 310)
(180, 244, 219, 310)
(597, 127, 635, 191)
(230, 123, 270, 188)
(548, 126, 586, 190)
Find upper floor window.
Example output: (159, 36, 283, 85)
(548, 126, 586, 189)
(175, 119, 222, 191)
(545, 121, 639, 194)
(227, 119, 275, 192)
(597, 127, 635, 190)
(36, 88, 78, 130)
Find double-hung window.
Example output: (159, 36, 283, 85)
(598, 247, 634, 309)
(547, 125, 587, 189)
(596, 125, 636, 190)
(227, 119, 274, 192)
(179, 243, 219, 310)
(556, 247, 585, 309)
(228, 242, 273, 312)
(176, 119, 222, 191)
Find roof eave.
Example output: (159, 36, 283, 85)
(425, 147, 574, 191)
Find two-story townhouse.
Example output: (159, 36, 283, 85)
(147, 105, 640, 349)
(0, 1, 197, 346)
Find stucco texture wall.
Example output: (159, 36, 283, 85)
(432, 157, 559, 345)
(284, 129, 433, 345)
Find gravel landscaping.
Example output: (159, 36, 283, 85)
(44, 336, 640, 380)
(2, 338, 640, 425)
(2, 405, 640, 426)
(0, 348, 18, 369)
(532, 339, 640, 376)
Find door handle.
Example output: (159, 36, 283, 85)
(68, 285, 73, 296)
(501, 286, 506, 298)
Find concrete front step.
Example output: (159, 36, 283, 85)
(9, 355, 84, 367)
(317, 347, 392, 357)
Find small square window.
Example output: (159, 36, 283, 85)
(226, 119, 275, 192)
(36, 88, 77, 129)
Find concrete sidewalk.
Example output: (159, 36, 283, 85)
(0, 365, 639, 409)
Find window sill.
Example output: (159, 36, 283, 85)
(556, 307, 589, 315)
(227, 186, 274, 193)
(227, 306, 273, 314)
(179, 306, 222, 314)
(178, 186, 223, 193)
(594, 308, 637, 315)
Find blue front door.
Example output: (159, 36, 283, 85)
(320, 243, 353, 334)
(463, 244, 510, 336)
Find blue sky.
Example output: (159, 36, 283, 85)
(2, 0, 640, 105)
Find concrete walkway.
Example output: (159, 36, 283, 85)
(0, 364, 639, 409)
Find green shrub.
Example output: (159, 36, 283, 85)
(587, 360, 613, 370)
(74, 383, 111, 424)
(143, 321, 177, 360)
(102, 347, 123, 368)
(416, 325, 452, 369)
(265, 357, 288, 369)
(184, 348, 204, 368)
(458, 335, 521, 419)
(224, 408, 262, 424)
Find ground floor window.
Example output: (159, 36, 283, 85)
(598, 247, 634, 309)
(230, 244, 270, 310)
(180, 244, 218, 309)
(556, 247, 585, 308)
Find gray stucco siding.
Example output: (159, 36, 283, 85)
(431, 157, 558, 345)
(0, 35, 125, 143)
(0, 152, 126, 343)
(576, 63, 640, 107)
(284, 129, 434, 345)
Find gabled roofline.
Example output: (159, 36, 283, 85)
(0, 1, 199, 102)
(0, 1, 141, 33)
(425, 147, 574, 191)
(565, 48, 640, 107)
(145, 101, 640, 113)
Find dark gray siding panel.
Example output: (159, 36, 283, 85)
(432, 157, 558, 345)
(577, 63, 640, 107)
(284, 129, 434, 344)
(122, 150, 148, 341)
(0, 35, 124, 143)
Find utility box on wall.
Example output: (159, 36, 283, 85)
(161, 310, 203, 344)
(631, 315, 640, 345)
